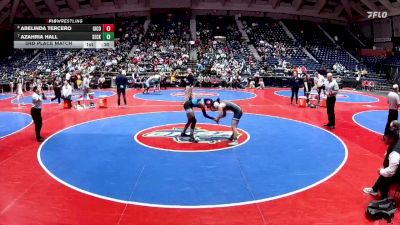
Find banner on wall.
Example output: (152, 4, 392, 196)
(360, 49, 387, 57)
(374, 37, 391, 42)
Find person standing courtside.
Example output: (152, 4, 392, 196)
(115, 70, 128, 107)
(16, 76, 24, 107)
(314, 72, 326, 104)
(290, 71, 302, 105)
(51, 77, 62, 104)
(364, 121, 400, 198)
(303, 73, 313, 105)
(31, 86, 46, 142)
(9, 79, 14, 93)
(82, 74, 90, 99)
(384, 84, 400, 139)
(61, 80, 73, 108)
(324, 73, 339, 129)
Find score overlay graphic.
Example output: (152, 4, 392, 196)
(13, 19, 115, 49)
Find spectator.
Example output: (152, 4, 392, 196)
(82, 75, 90, 99)
(364, 121, 400, 199)
(61, 80, 73, 108)
(31, 86, 46, 142)
(51, 77, 62, 104)
(314, 72, 326, 104)
(290, 71, 301, 105)
(384, 84, 400, 139)
(324, 73, 339, 129)
(115, 70, 128, 107)
(98, 75, 106, 89)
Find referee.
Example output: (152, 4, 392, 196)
(115, 70, 128, 107)
(384, 84, 400, 138)
(324, 73, 339, 129)
(31, 86, 46, 142)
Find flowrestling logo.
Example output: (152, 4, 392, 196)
(367, 11, 388, 19)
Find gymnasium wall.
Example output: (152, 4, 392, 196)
(358, 21, 372, 39)
(393, 16, 400, 37)
(373, 18, 392, 39)
(148, 0, 191, 8)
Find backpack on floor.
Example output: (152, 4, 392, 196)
(366, 197, 397, 222)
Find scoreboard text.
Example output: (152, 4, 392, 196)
(14, 19, 115, 49)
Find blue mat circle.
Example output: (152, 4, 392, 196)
(0, 112, 32, 139)
(13, 90, 115, 105)
(0, 94, 15, 101)
(275, 90, 379, 103)
(134, 89, 256, 102)
(38, 112, 347, 208)
(353, 110, 387, 135)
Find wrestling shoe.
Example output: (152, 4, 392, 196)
(363, 187, 378, 196)
(181, 133, 190, 137)
(228, 140, 238, 146)
(189, 137, 199, 143)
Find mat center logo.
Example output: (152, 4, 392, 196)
(144, 128, 239, 144)
(171, 92, 219, 98)
(135, 123, 249, 152)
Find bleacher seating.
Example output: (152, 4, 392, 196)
(145, 14, 190, 42)
(0, 15, 395, 91)
(242, 17, 320, 70)
(0, 49, 37, 77)
(128, 14, 191, 73)
(196, 15, 253, 75)
(320, 23, 364, 59)
(385, 55, 400, 66)
(349, 24, 373, 48)
(361, 56, 385, 72)
(29, 49, 79, 72)
(284, 20, 359, 70)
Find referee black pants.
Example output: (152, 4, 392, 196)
(31, 107, 42, 141)
(117, 88, 126, 106)
(384, 109, 398, 136)
(327, 96, 336, 126)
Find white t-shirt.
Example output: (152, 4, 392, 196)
(32, 92, 43, 109)
(388, 91, 400, 110)
(83, 77, 90, 89)
(380, 150, 400, 177)
(326, 80, 339, 97)
(315, 74, 325, 87)
(62, 84, 73, 97)
(17, 83, 23, 95)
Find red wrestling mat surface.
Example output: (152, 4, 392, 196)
(0, 88, 398, 225)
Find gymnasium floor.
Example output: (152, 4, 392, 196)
(0, 87, 399, 225)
